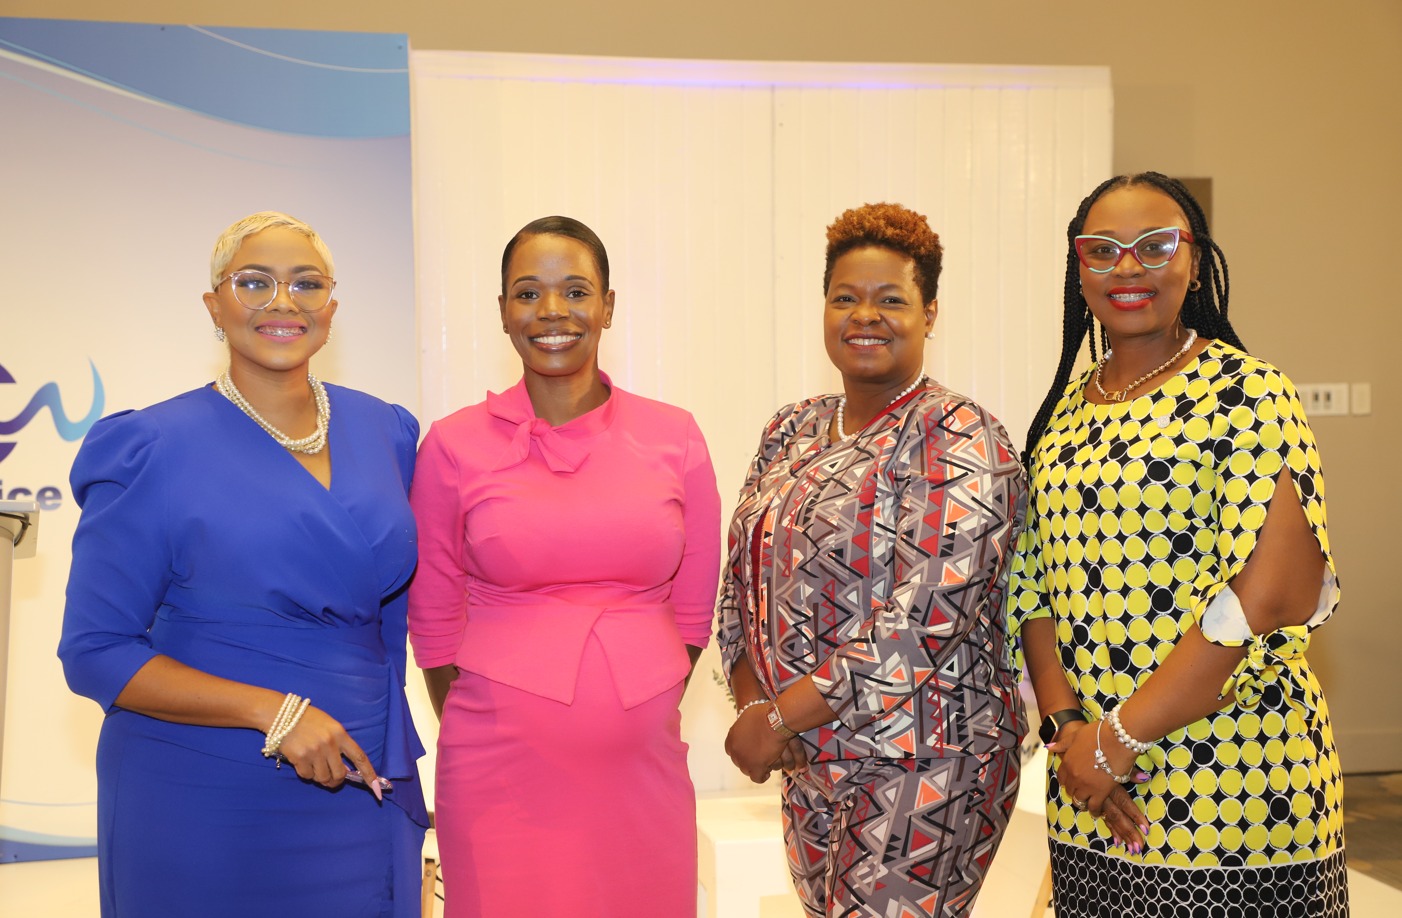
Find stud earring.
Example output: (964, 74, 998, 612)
(924, 331, 935, 340)
(1188, 279, 1202, 292)
(214, 326, 226, 342)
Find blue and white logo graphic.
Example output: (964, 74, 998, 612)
(0, 359, 105, 465)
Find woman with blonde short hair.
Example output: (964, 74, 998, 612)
(60, 211, 428, 916)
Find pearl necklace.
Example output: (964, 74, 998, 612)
(1094, 329, 1197, 404)
(835, 374, 926, 441)
(216, 370, 330, 455)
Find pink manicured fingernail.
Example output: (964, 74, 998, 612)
(1134, 771, 1150, 783)
(370, 780, 383, 802)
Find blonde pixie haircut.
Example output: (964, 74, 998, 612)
(208, 211, 336, 290)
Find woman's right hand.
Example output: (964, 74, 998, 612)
(725, 703, 792, 783)
(1050, 720, 1150, 853)
(276, 706, 381, 797)
(424, 664, 460, 722)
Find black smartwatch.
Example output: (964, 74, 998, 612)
(1038, 709, 1086, 744)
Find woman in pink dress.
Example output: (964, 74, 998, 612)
(407, 216, 721, 917)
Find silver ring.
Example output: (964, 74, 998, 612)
(1073, 798, 1088, 811)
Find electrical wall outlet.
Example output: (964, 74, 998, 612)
(1351, 383, 1372, 416)
(1298, 383, 1350, 417)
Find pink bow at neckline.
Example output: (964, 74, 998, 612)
(487, 394, 588, 474)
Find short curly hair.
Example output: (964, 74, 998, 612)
(823, 202, 943, 304)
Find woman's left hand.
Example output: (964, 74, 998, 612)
(777, 737, 809, 776)
(724, 705, 791, 783)
(1052, 720, 1150, 852)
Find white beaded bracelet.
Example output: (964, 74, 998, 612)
(1107, 705, 1154, 755)
(261, 693, 311, 764)
(1094, 721, 1135, 784)
(736, 698, 770, 718)
(261, 696, 296, 759)
(261, 693, 299, 753)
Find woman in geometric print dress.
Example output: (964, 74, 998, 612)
(719, 203, 1027, 918)
(1007, 173, 1346, 917)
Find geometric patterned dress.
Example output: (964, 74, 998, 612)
(717, 381, 1028, 918)
(1007, 340, 1348, 918)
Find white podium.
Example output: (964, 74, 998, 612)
(0, 499, 40, 792)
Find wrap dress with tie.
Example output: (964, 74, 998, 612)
(59, 383, 428, 918)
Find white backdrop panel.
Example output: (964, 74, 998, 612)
(411, 50, 1111, 795)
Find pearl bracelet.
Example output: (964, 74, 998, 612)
(1107, 704, 1154, 755)
(1094, 721, 1135, 784)
(261, 692, 300, 755)
(261, 693, 311, 765)
(736, 698, 770, 718)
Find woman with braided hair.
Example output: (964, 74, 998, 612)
(1008, 173, 1347, 916)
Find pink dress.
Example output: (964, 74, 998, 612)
(408, 378, 720, 918)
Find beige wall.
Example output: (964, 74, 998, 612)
(14, 1, 1401, 769)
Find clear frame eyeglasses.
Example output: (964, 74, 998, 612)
(1073, 227, 1194, 274)
(216, 270, 336, 312)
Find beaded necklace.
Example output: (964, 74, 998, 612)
(1094, 329, 1197, 403)
(215, 370, 330, 455)
(835, 374, 926, 441)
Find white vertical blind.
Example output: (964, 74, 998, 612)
(411, 51, 1111, 793)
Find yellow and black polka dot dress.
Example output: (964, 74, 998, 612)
(1008, 340, 1347, 917)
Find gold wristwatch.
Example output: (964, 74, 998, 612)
(767, 702, 798, 739)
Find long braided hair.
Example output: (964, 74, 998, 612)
(1021, 172, 1246, 472)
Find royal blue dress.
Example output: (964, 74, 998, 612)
(59, 383, 428, 918)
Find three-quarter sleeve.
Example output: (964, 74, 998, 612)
(1192, 367, 1340, 645)
(808, 400, 1027, 734)
(406, 421, 469, 669)
(715, 404, 800, 681)
(668, 415, 721, 647)
(58, 411, 172, 710)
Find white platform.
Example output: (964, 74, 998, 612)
(696, 789, 804, 918)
